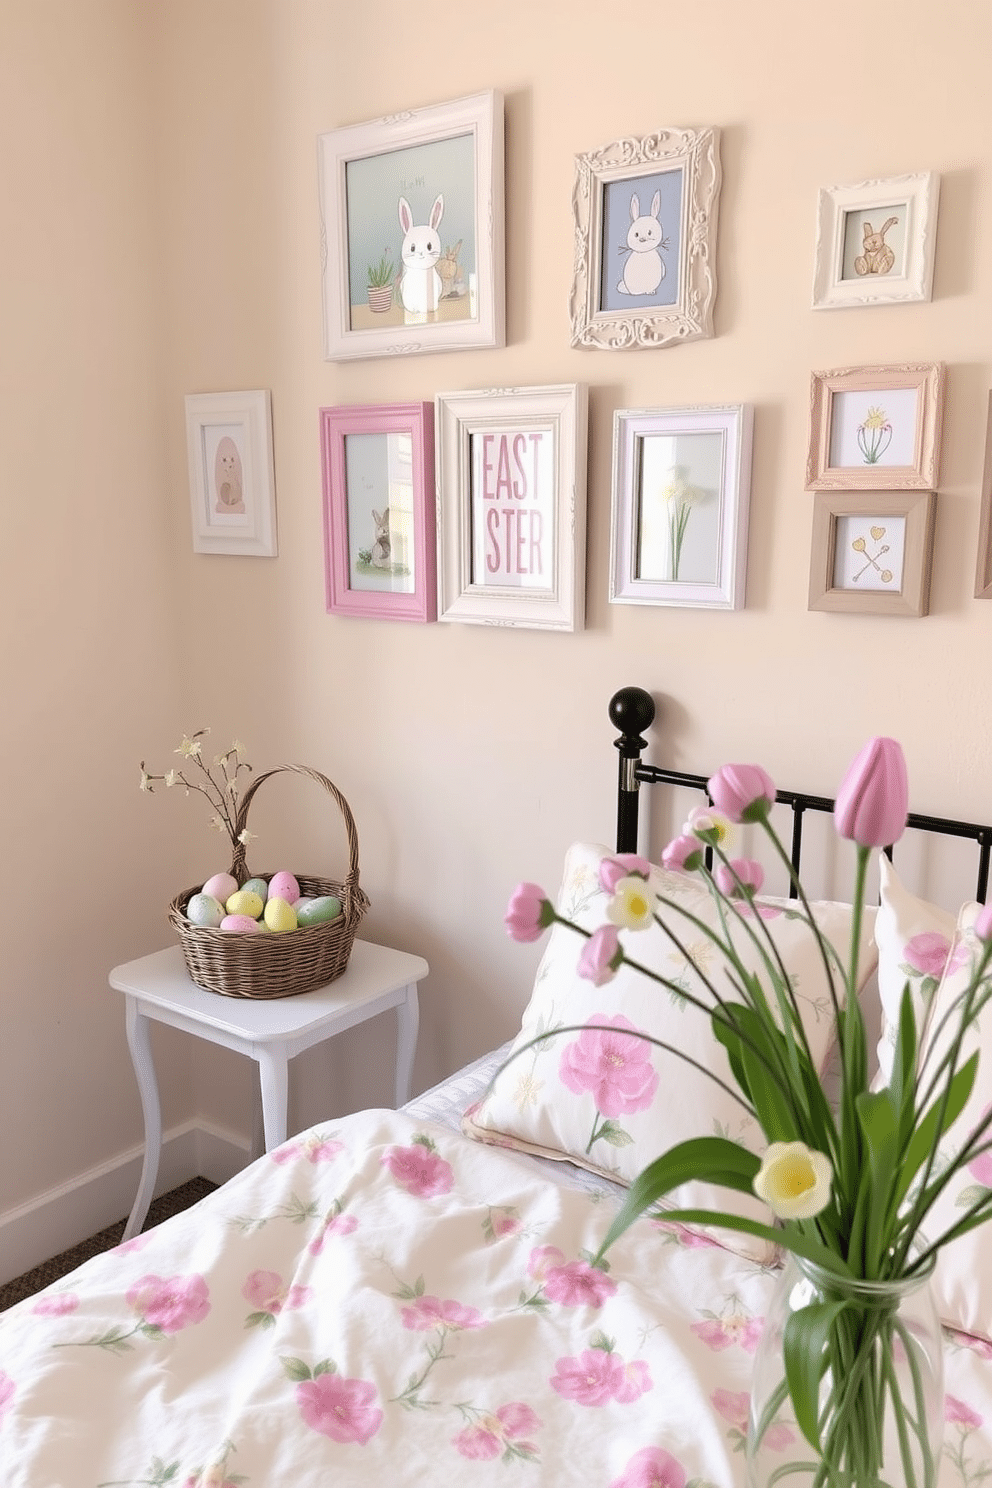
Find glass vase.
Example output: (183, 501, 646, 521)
(746, 1251, 944, 1488)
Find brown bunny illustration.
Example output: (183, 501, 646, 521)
(436, 240, 464, 299)
(370, 508, 391, 568)
(854, 216, 898, 276)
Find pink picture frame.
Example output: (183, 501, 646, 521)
(320, 402, 437, 622)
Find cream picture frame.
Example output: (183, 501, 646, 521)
(812, 172, 940, 310)
(185, 390, 277, 557)
(436, 384, 588, 631)
(806, 363, 945, 491)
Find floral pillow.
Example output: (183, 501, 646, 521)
(912, 901, 992, 1340)
(463, 841, 878, 1264)
(873, 857, 958, 1088)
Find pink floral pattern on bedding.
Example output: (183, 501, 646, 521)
(560, 1013, 660, 1155)
(291, 1362, 384, 1445)
(0, 1369, 14, 1428)
(1, 1107, 992, 1486)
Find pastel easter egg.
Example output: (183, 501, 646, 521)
(226, 889, 264, 920)
(297, 895, 342, 927)
(292, 896, 315, 913)
(202, 872, 238, 903)
(220, 914, 261, 933)
(268, 871, 300, 904)
(242, 877, 270, 903)
(185, 892, 225, 929)
(263, 896, 298, 934)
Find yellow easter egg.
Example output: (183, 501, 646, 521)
(263, 895, 298, 933)
(226, 889, 264, 920)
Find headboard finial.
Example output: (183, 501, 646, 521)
(609, 686, 656, 755)
(610, 687, 655, 854)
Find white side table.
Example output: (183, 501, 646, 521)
(110, 939, 427, 1240)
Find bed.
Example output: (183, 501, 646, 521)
(4, 686, 992, 1487)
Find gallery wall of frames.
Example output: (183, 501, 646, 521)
(183, 91, 990, 627)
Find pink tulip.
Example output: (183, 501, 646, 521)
(834, 738, 908, 848)
(715, 857, 764, 898)
(661, 834, 703, 872)
(599, 853, 651, 894)
(707, 764, 776, 824)
(505, 882, 554, 942)
(577, 925, 622, 986)
(976, 903, 992, 943)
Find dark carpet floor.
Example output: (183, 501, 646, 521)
(0, 1176, 217, 1312)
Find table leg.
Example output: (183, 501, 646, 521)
(394, 984, 420, 1107)
(256, 1046, 289, 1151)
(123, 998, 162, 1240)
(249, 1072, 265, 1163)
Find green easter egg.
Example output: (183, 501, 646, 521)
(297, 895, 342, 927)
(186, 892, 225, 928)
(242, 877, 269, 903)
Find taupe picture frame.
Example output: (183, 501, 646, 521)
(975, 392, 992, 600)
(808, 490, 936, 617)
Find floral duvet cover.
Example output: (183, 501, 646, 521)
(1, 1107, 990, 1488)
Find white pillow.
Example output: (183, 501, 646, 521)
(874, 857, 957, 1087)
(912, 900, 992, 1340)
(465, 842, 878, 1263)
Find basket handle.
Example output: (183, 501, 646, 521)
(228, 765, 363, 891)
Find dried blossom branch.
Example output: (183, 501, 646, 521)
(139, 728, 255, 851)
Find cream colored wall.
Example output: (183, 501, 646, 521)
(4, 0, 992, 1265)
(0, 0, 193, 1237)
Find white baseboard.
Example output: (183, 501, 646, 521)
(0, 1120, 251, 1288)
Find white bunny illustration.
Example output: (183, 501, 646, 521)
(617, 189, 668, 296)
(398, 193, 444, 314)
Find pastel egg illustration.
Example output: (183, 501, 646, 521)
(268, 871, 301, 904)
(185, 893, 225, 929)
(297, 895, 342, 927)
(202, 872, 238, 904)
(226, 889, 264, 920)
(263, 896, 298, 934)
(242, 877, 269, 903)
(220, 914, 261, 933)
(214, 435, 244, 514)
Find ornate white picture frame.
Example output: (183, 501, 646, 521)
(812, 172, 940, 310)
(436, 384, 588, 631)
(609, 404, 753, 610)
(570, 127, 721, 350)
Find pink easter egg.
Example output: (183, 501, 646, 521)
(203, 872, 239, 903)
(220, 914, 262, 933)
(268, 870, 300, 903)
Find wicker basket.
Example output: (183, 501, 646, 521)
(168, 764, 370, 999)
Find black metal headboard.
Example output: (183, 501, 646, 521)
(610, 685, 992, 903)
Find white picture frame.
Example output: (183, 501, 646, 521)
(570, 126, 721, 351)
(184, 390, 277, 557)
(436, 384, 588, 631)
(812, 172, 940, 310)
(318, 90, 505, 362)
(609, 404, 753, 610)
